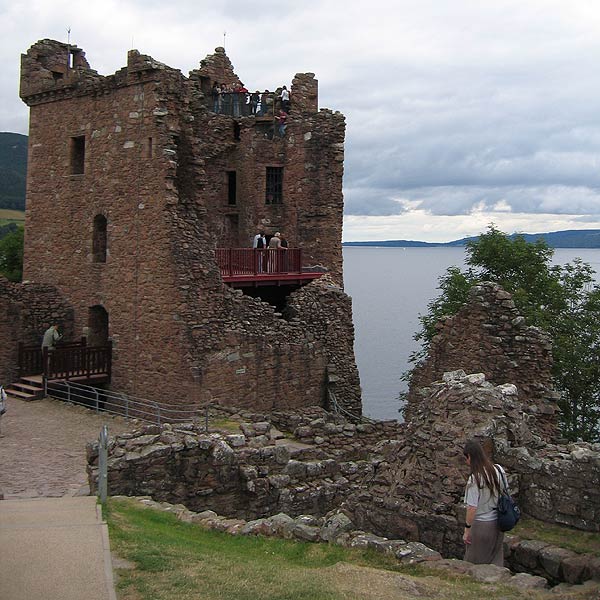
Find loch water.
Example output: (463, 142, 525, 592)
(343, 247, 600, 421)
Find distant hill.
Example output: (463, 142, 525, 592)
(0, 132, 27, 210)
(344, 230, 600, 249)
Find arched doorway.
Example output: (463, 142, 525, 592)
(88, 305, 109, 347)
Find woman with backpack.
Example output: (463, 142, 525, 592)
(462, 439, 507, 566)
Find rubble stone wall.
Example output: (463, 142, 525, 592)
(406, 283, 558, 439)
(0, 277, 74, 384)
(498, 442, 600, 532)
(87, 422, 376, 519)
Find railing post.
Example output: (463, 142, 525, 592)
(98, 425, 108, 504)
(107, 341, 113, 382)
(94, 388, 100, 414)
(18, 342, 23, 377)
(228, 248, 233, 277)
(66, 381, 71, 404)
(42, 346, 49, 395)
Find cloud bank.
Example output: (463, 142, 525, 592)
(2, 0, 600, 240)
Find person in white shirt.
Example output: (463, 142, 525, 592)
(462, 439, 505, 566)
(280, 85, 290, 113)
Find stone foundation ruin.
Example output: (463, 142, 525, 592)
(88, 282, 600, 588)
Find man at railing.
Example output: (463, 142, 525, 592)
(41, 324, 62, 352)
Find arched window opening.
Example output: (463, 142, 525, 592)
(88, 305, 109, 347)
(93, 214, 107, 263)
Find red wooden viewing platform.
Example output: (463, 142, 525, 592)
(215, 248, 324, 286)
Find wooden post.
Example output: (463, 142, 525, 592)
(17, 342, 23, 377)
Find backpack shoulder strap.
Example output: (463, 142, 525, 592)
(495, 464, 509, 493)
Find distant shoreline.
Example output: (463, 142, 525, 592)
(343, 229, 600, 249)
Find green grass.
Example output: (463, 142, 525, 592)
(515, 516, 600, 557)
(0, 209, 25, 225)
(105, 498, 555, 600)
(208, 417, 243, 432)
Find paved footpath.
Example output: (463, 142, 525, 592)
(0, 497, 117, 600)
(0, 396, 131, 498)
(0, 396, 134, 600)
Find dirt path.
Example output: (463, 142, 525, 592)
(0, 396, 133, 498)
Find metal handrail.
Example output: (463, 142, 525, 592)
(328, 387, 375, 424)
(210, 91, 285, 118)
(47, 380, 206, 426)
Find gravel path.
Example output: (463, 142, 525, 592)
(0, 396, 133, 498)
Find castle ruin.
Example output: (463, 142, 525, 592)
(4, 39, 361, 414)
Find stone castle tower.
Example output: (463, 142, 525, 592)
(13, 39, 361, 414)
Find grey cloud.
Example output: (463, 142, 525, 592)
(4, 1, 600, 235)
(344, 188, 407, 216)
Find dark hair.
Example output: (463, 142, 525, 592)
(464, 439, 500, 495)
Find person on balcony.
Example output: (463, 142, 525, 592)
(41, 324, 62, 351)
(267, 232, 283, 273)
(280, 233, 289, 271)
(261, 90, 272, 116)
(280, 85, 290, 113)
(211, 82, 222, 113)
(233, 82, 247, 117)
(275, 110, 287, 137)
(250, 91, 260, 115)
(253, 231, 266, 249)
(253, 231, 266, 272)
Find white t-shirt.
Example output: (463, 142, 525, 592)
(464, 465, 504, 522)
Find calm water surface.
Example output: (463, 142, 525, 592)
(343, 247, 600, 421)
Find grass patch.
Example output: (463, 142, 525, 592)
(208, 418, 243, 432)
(106, 498, 554, 600)
(0, 209, 25, 225)
(515, 516, 600, 557)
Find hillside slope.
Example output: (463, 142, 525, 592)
(0, 132, 27, 210)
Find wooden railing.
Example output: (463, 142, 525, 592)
(43, 343, 112, 381)
(18, 337, 111, 383)
(215, 248, 303, 277)
(18, 343, 44, 377)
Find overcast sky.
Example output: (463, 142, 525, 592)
(2, 0, 600, 241)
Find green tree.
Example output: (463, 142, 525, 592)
(0, 225, 24, 282)
(409, 225, 600, 442)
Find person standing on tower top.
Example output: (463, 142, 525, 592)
(280, 85, 290, 113)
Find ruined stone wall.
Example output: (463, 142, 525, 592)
(406, 282, 558, 439)
(87, 422, 375, 519)
(187, 57, 345, 283)
(21, 45, 194, 399)
(0, 277, 74, 384)
(498, 441, 600, 532)
(19, 39, 360, 414)
(345, 369, 600, 565)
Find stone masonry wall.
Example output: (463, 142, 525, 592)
(345, 370, 600, 563)
(0, 277, 74, 385)
(406, 282, 558, 439)
(498, 441, 600, 532)
(87, 422, 376, 519)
